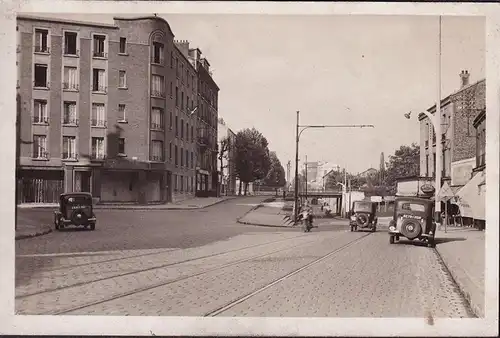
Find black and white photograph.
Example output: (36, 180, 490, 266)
(1, 1, 498, 337)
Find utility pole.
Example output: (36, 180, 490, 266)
(293, 111, 300, 223)
(304, 155, 308, 203)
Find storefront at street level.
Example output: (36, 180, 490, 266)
(451, 170, 485, 229)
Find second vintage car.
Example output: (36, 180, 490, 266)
(349, 200, 378, 232)
(54, 192, 97, 231)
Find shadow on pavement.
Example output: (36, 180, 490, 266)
(434, 237, 467, 245)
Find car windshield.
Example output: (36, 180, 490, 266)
(65, 196, 91, 204)
(397, 201, 426, 213)
(354, 202, 372, 212)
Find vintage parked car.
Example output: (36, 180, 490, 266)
(54, 192, 97, 231)
(388, 196, 436, 247)
(349, 201, 378, 232)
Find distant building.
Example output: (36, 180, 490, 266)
(217, 117, 236, 196)
(418, 70, 485, 226)
(358, 168, 378, 178)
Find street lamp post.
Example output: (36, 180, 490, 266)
(293, 110, 375, 224)
(406, 16, 443, 226)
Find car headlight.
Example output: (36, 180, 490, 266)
(389, 226, 396, 231)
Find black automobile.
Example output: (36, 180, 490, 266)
(388, 197, 436, 247)
(54, 192, 97, 231)
(349, 201, 377, 232)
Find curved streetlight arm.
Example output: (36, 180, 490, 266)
(420, 111, 437, 130)
(298, 124, 375, 141)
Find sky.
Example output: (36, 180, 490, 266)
(30, 13, 485, 175)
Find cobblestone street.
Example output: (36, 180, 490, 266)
(15, 197, 475, 318)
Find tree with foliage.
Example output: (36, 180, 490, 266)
(234, 127, 271, 195)
(218, 135, 231, 196)
(263, 151, 286, 188)
(384, 143, 420, 193)
(324, 169, 344, 190)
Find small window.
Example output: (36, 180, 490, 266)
(181, 119, 184, 139)
(33, 135, 47, 158)
(118, 138, 125, 154)
(175, 145, 178, 165)
(34, 28, 49, 53)
(93, 34, 106, 58)
(33, 99, 48, 123)
(169, 142, 172, 160)
(175, 116, 178, 137)
(119, 37, 127, 54)
(34, 64, 48, 87)
(92, 68, 106, 92)
(152, 42, 164, 64)
(62, 136, 77, 159)
(118, 70, 127, 88)
(118, 104, 126, 121)
(63, 101, 77, 125)
(169, 111, 173, 129)
(64, 32, 78, 55)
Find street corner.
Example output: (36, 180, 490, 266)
(15, 224, 53, 240)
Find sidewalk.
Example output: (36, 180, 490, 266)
(435, 227, 485, 318)
(238, 200, 294, 228)
(17, 196, 234, 211)
(15, 223, 52, 240)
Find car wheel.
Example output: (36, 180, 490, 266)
(90, 222, 96, 231)
(395, 235, 399, 241)
(389, 235, 395, 244)
(350, 226, 353, 232)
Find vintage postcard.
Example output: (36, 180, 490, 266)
(0, 1, 498, 337)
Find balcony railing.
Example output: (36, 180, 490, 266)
(151, 89, 166, 98)
(33, 81, 50, 89)
(63, 82, 79, 91)
(91, 119, 107, 128)
(62, 153, 79, 161)
(33, 116, 49, 124)
(62, 118, 79, 126)
(150, 122, 164, 130)
(197, 136, 209, 147)
(93, 51, 107, 58)
(150, 155, 164, 162)
(92, 85, 107, 93)
(32, 151, 49, 160)
(34, 46, 50, 54)
(91, 153, 106, 161)
(64, 49, 80, 57)
(151, 57, 164, 65)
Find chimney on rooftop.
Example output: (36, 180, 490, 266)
(460, 70, 470, 88)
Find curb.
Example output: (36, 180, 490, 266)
(434, 246, 484, 318)
(15, 227, 52, 240)
(235, 197, 277, 224)
(237, 220, 294, 228)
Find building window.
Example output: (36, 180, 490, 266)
(151, 107, 164, 130)
(119, 37, 127, 54)
(181, 91, 184, 111)
(152, 42, 164, 65)
(173, 174, 177, 191)
(175, 86, 179, 106)
(425, 154, 429, 177)
(175, 58, 179, 77)
(181, 147, 184, 167)
(93, 34, 106, 58)
(32, 135, 48, 159)
(63, 101, 77, 125)
(186, 123, 190, 142)
(169, 142, 172, 160)
(191, 126, 194, 143)
(181, 119, 184, 139)
(62, 136, 77, 160)
(91, 103, 106, 127)
(34, 64, 48, 88)
(64, 31, 77, 55)
(186, 149, 189, 168)
(169, 111, 173, 129)
(175, 116, 178, 137)
(432, 153, 436, 177)
(476, 122, 486, 167)
(92, 68, 106, 92)
(63, 66, 78, 90)
(33, 99, 48, 124)
(180, 175, 184, 192)
(91, 137, 105, 160)
(34, 28, 49, 53)
(170, 52, 174, 68)
(151, 75, 165, 97)
(118, 138, 125, 155)
(151, 140, 164, 162)
(175, 145, 178, 166)
(118, 104, 126, 122)
(118, 70, 127, 88)
(191, 152, 194, 168)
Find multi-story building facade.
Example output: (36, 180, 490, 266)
(217, 117, 236, 196)
(418, 70, 486, 226)
(16, 15, 216, 204)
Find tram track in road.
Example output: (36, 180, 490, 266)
(204, 232, 372, 317)
(42, 233, 340, 316)
(16, 233, 315, 299)
(38, 231, 375, 316)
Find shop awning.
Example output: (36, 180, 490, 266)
(451, 170, 485, 220)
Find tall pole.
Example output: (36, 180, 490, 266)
(435, 15, 443, 225)
(294, 111, 300, 223)
(304, 155, 308, 202)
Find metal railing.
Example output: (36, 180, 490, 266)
(64, 49, 80, 57)
(62, 153, 79, 161)
(150, 155, 164, 162)
(32, 151, 49, 159)
(91, 119, 107, 127)
(91, 153, 106, 160)
(93, 51, 107, 58)
(151, 89, 166, 98)
(33, 116, 49, 124)
(150, 122, 164, 130)
(34, 46, 50, 53)
(92, 85, 107, 93)
(63, 82, 79, 90)
(62, 118, 79, 126)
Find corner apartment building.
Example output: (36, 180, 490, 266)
(217, 117, 236, 196)
(418, 70, 485, 226)
(16, 15, 218, 204)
